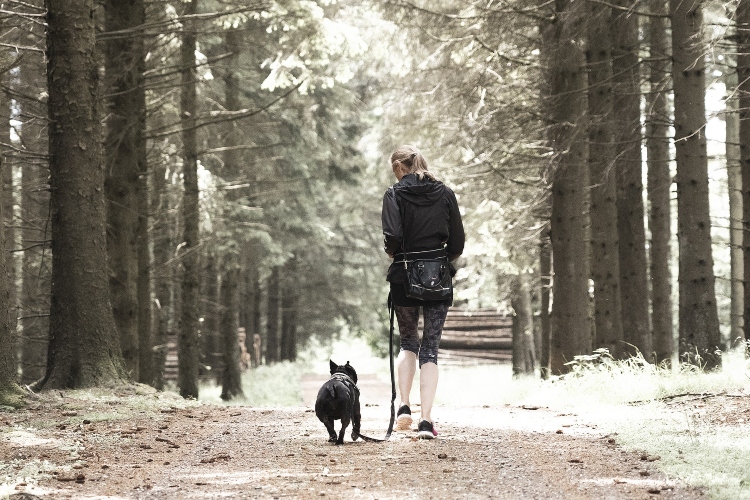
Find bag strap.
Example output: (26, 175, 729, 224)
(352, 293, 396, 443)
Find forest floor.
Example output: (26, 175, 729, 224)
(0, 378, 723, 500)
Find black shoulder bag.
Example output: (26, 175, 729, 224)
(394, 194, 454, 302)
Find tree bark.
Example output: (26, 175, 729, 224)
(1, 87, 16, 358)
(0, 88, 24, 407)
(18, 32, 50, 384)
(724, 30, 743, 351)
(220, 265, 244, 400)
(612, 0, 651, 360)
(202, 251, 221, 382)
(135, 32, 152, 386)
(151, 154, 172, 391)
(587, 1, 623, 359)
(136, 141, 153, 385)
(647, 0, 674, 364)
(511, 272, 535, 376)
(178, 0, 200, 399)
(217, 26, 247, 397)
(240, 245, 259, 355)
(670, 0, 722, 369)
(39, 0, 128, 389)
(104, 0, 146, 380)
(737, 0, 750, 351)
(539, 219, 551, 379)
(266, 266, 281, 363)
(280, 262, 298, 362)
(543, 0, 592, 374)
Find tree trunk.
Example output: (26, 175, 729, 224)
(543, 0, 592, 374)
(511, 272, 535, 376)
(612, 0, 651, 360)
(539, 219, 551, 379)
(737, 0, 750, 351)
(136, 140, 153, 385)
(280, 263, 298, 362)
(202, 251, 221, 382)
(18, 37, 50, 385)
(0, 92, 24, 407)
(647, 0, 674, 364)
(241, 244, 262, 357)
(104, 0, 146, 380)
(220, 265, 244, 400)
(670, 0, 722, 369)
(178, 0, 200, 399)
(39, 0, 128, 389)
(587, 1, 623, 359)
(218, 26, 246, 385)
(135, 44, 152, 386)
(725, 30, 743, 351)
(151, 156, 172, 391)
(266, 266, 281, 363)
(251, 262, 263, 367)
(1, 88, 16, 355)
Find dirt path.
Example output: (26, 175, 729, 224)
(1, 389, 704, 499)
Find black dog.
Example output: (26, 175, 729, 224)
(315, 360, 361, 445)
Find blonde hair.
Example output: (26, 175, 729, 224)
(390, 145, 438, 181)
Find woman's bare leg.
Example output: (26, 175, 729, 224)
(397, 350, 417, 407)
(419, 361, 438, 423)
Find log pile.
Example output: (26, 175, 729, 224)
(440, 309, 513, 365)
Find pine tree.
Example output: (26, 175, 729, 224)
(38, 0, 128, 389)
(670, 0, 722, 368)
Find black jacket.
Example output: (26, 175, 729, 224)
(381, 174, 465, 289)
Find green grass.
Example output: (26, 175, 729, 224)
(199, 361, 309, 406)
(503, 350, 750, 500)
(198, 335, 385, 406)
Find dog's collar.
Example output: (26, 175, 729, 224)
(330, 372, 359, 394)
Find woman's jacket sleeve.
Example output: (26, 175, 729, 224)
(445, 190, 465, 261)
(381, 188, 401, 257)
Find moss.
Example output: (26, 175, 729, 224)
(0, 383, 26, 409)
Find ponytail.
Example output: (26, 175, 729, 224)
(389, 145, 438, 181)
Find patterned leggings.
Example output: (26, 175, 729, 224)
(395, 303, 450, 367)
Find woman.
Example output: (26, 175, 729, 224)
(381, 145, 464, 439)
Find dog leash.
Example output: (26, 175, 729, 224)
(353, 293, 396, 443)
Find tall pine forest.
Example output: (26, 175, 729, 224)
(0, 0, 749, 403)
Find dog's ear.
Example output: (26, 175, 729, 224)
(329, 359, 337, 373)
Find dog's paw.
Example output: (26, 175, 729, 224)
(328, 436, 336, 443)
(351, 431, 359, 441)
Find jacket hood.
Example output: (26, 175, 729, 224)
(393, 174, 446, 206)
